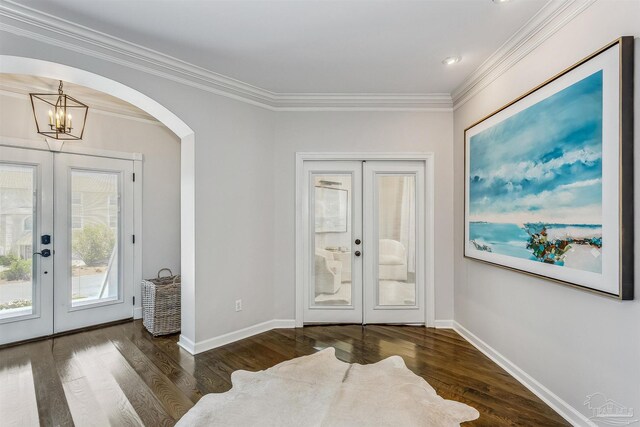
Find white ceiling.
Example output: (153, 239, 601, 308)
(14, 0, 548, 95)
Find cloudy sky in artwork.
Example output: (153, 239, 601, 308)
(468, 70, 603, 225)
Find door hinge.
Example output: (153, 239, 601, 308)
(133, 296, 136, 305)
(132, 172, 136, 182)
(132, 234, 136, 244)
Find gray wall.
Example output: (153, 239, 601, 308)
(453, 0, 640, 418)
(273, 111, 454, 321)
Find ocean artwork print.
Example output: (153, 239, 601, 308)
(464, 38, 634, 299)
(467, 70, 604, 275)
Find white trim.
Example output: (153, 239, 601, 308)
(0, 136, 143, 160)
(177, 334, 196, 354)
(270, 319, 297, 329)
(182, 319, 296, 355)
(453, 321, 594, 427)
(295, 152, 436, 328)
(272, 94, 452, 111)
(133, 160, 143, 320)
(451, 0, 596, 109)
(0, 0, 594, 111)
(433, 319, 453, 329)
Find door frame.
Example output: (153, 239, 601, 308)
(0, 138, 144, 325)
(295, 152, 435, 327)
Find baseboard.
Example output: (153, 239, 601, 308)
(270, 319, 297, 329)
(185, 319, 296, 355)
(453, 321, 593, 427)
(433, 319, 454, 329)
(133, 307, 142, 320)
(177, 334, 196, 354)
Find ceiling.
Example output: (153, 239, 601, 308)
(13, 0, 549, 95)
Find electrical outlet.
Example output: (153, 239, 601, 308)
(235, 299, 242, 312)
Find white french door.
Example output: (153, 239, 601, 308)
(303, 161, 363, 323)
(302, 159, 426, 325)
(363, 161, 425, 324)
(0, 146, 54, 344)
(53, 153, 135, 333)
(0, 147, 136, 345)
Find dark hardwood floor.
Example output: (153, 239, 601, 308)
(0, 321, 569, 426)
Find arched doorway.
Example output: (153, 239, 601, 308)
(0, 56, 197, 350)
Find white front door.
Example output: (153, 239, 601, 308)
(53, 153, 135, 333)
(301, 159, 427, 325)
(0, 147, 136, 345)
(0, 146, 54, 344)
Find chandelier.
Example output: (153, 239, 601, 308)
(30, 80, 88, 140)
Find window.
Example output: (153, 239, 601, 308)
(72, 192, 83, 229)
(23, 216, 33, 231)
(108, 195, 118, 228)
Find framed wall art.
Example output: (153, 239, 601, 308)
(315, 186, 348, 233)
(464, 37, 634, 299)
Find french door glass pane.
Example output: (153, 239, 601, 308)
(377, 175, 416, 306)
(0, 164, 35, 319)
(313, 175, 352, 306)
(70, 170, 119, 307)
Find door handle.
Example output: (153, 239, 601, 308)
(34, 249, 51, 258)
(354, 251, 361, 257)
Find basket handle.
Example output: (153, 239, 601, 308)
(157, 268, 173, 278)
(172, 275, 181, 285)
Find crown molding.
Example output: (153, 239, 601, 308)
(451, 0, 597, 109)
(0, 0, 451, 111)
(0, 0, 595, 112)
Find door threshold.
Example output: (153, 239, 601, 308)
(303, 323, 426, 327)
(0, 317, 133, 349)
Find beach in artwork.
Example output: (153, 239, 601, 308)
(467, 70, 603, 274)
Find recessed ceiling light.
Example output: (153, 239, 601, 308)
(442, 56, 461, 65)
(492, 0, 511, 3)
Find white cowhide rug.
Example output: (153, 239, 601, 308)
(177, 347, 479, 426)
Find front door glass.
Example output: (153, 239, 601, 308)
(70, 170, 120, 307)
(0, 164, 36, 319)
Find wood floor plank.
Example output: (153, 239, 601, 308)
(103, 324, 207, 402)
(52, 332, 143, 426)
(28, 341, 74, 427)
(98, 328, 195, 420)
(50, 335, 112, 427)
(0, 349, 40, 427)
(0, 321, 569, 426)
(94, 338, 177, 426)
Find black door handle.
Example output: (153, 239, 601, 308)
(34, 249, 51, 258)
(354, 251, 361, 257)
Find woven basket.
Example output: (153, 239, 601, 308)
(142, 268, 181, 336)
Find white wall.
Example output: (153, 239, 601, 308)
(0, 92, 181, 280)
(273, 111, 454, 321)
(453, 0, 640, 421)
